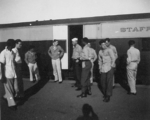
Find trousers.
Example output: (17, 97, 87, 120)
(16, 63, 24, 96)
(28, 63, 40, 81)
(100, 68, 114, 97)
(52, 59, 62, 82)
(73, 59, 81, 86)
(90, 62, 94, 83)
(81, 61, 92, 94)
(127, 69, 137, 93)
(3, 78, 17, 107)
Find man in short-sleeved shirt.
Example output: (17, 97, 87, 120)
(127, 40, 140, 95)
(105, 38, 118, 88)
(0, 39, 17, 110)
(77, 37, 92, 98)
(48, 40, 64, 83)
(98, 40, 115, 102)
(12, 39, 24, 98)
(72, 38, 82, 88)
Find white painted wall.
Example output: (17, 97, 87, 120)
(83, 24, 102, 39)
(0, 25, 53, 42)
(53, 26, 68, 69)
(101, 19, 150, 38)
(0, 0, 150, 24)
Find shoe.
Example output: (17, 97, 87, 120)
(127, 92, 137, 95)
(9, 106, 17, 111)
(54, 80, 58, 82)
(103, 96, 110, 102)
(75, 88, 81, 91)
(30, 80, 35, 83)
(77, 93, 87, 98)
(59, 81, 62, 84)
(86, 90, 92, 95)
(2, 97, 7, 104)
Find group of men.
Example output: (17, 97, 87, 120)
(0, 37, 140, 111)
(0, 39, 41, 110)
(71, 37, 140, 102)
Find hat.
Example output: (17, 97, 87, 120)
(72, 38, 78, 42)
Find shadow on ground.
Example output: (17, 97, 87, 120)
(76, 104, 99, 120)
(17, 77, 49, 106)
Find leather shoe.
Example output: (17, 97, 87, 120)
(9, 106, 17, 111)
(127, 92, 137, 95)
(77, 93, 87, 98)
(76, 88, 81, 91)
(59, 81, 62, 84)
(103, 96, 110, 102)
(54, 80, 58, 82)
(86, 90, 92, 95)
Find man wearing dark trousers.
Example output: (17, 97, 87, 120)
(71, 38, 82, 89)
(98, 40, 115, 102)
(77, 37, 92, 98)
(0, 39, 18, 110)
(12, 39, 24, 98)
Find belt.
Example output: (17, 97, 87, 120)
(82, 60, 90, 61)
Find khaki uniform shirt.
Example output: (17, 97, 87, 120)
(98, 48, 115, 73)
(48, 45, 64, 60)
(127, 46, 140, 70)
(72, 44, 82, 59)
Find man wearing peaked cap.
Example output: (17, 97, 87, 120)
(72, 38, 78, 42)
(71, 37, 82, 89)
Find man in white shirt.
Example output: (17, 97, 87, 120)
(127, 40, 140, 95)
(98, 40, 115, 102)
(12, 39, 24, 98)
(72, 38, 82, 89)
(105, 38, 118, 88)
(0, 39, 17, 110)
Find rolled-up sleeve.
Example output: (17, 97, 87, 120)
(0, 51, 5, 64)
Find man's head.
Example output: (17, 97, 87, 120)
(82, 37, 89, 46)
(15, 39, 22, 49)
(88, 43, 91, 48)
(72, 38, 78, 46)
(53, 39, 58, 46)
(99, 40, 107, 49)
(128, 40, 135, 47)
(6, 39, 15, 51)
(29, 45, 35, 52)
(105, 38, 111, 47)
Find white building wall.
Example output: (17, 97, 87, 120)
(83, 24, 102, 39)
(101, 19, 150, 38)
(0, 25, 53, 42)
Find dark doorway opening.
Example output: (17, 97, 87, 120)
(68, 25, 83, 69)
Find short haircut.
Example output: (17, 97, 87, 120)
(15, 39, 22, 44)
(53, 39, 58, 43)
(6, 39, 15, 47)
(105, 38, 110, 42)
(99, 40, 105, 45)
(29, 45, 35, 50)
(128, 40, 135, 46)
(82, 37, 89, 43)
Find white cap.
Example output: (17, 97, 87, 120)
(72, 38, 78, 42)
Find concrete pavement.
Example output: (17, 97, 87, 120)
(1, 78, 150, 120)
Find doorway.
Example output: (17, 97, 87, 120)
(68, 25, 83, 69)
